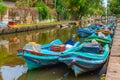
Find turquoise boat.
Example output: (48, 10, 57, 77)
(85, 33, 112, 45)
(17, 39, 80, 70)
(59, 42, 110, 76)
(76, 28, 95, 38)
(88, 24, 101, 30)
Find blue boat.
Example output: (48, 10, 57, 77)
(76, 28, 95, 38)
(88, 24, 101, 30)
(17, 39, 80, 70)
(59, 42, 110, 76)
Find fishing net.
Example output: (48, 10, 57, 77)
(80, 42, 104, 54)
(23, 43, 41, 52)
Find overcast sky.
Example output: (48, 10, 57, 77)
(103, 0, 107, 7)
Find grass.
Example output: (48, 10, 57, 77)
(100, 74, 106, 80)
(0, 55, 25, 67)
(17, 20, 77, 27)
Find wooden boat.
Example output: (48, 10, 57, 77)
(76, 28, 95, 38)
(96, 25, 113, 36)
(59, 42, 110, 76)
(7, 21, 17, 28)
(17, 39, 80, 70)
(96, 29, 113, 35)
(85, 33, 112, 45)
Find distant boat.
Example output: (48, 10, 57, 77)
(76, 28, 95, 38)
(0, 22, 9, 29)
(88, 24, 101, 30)
(7, 21, 17, 28)
(17, 39, 80, 70)
(59, 42, 110, 76)
(96, 29, 113, 35)
(85, 33, 112, 45)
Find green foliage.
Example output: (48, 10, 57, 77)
(0, 3, 8, 21)
(54, 0, 70, 20)
(64, 0, 104, 20)
(100, 74, 106, 80)
(15, 0, 34, 7)
(15, 0, 26, 6)
(35, 2, 50, 20)
(109, 0, 120, 15)
(0, 0, 2, 2)
(4, 0, 16, 2)
(29, 0, 34, 7)
(0, 2, 7, 14)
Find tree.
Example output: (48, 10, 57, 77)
(54, 0, 64, 21)
(15, 0, 35, 7)
(65, 0, 103, 19)
(0, 0, 8, 21)
(51, 0, 70, 21)
(109, 0, 120, 15)
(64, 0, 104, 25)
(35, 2, 50, 20)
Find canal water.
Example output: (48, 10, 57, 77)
(0, 26, 102, 80)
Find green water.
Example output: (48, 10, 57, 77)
(0, 27, 101, 80)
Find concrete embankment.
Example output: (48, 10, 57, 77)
(0, 22, 77, 35)
(106, 23, 120, 80)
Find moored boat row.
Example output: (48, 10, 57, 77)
(17, 39, 80, 70)
(17, 21, 116, 77)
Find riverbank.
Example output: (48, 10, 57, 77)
(0, 21, 78, 35)
(105, 23, 120, 80)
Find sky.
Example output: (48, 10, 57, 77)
(103, 0, 107, 7)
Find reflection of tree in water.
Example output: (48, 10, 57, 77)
(0, 46, 9, 66)
(9, 41, 20, 55)
(36, 27, 78, 44)
(70, 27, 80, 42)
(18, 33, 28, 47)
(40, 32, 50, 44)
(48, 30, 58, 40)
(36, 30, 57, 44)
(0, 45, 25, 66)
(56, 29, 72, 42)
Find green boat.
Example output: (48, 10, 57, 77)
(85, 33, 112, 45)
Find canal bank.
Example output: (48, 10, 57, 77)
(106, 23, 120, 80)
(0, 21, 78, 35)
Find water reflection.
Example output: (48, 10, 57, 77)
(0, 40, 9, 45)
(0, 27, 100, 80)
(0, 65, 27, 80)
(18, 63, 100, 80)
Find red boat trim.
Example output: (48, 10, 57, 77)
(62, 55, 91, 60)
(25, 57, 57, 65)
(17, 48, 59, 56)
(68, 62, 100, 71)
(77, 56, 91, 60)
(74, 62, 96, 71)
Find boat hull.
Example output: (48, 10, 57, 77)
(59, 57, 105, 76)
(78, 32, 91, 38)
(76, 28, 94, 38)
(59, 43, 109, 76)
(18, 51, 59, 70)
(17, 39, 80, 70)
(23, 56, 58, 70)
